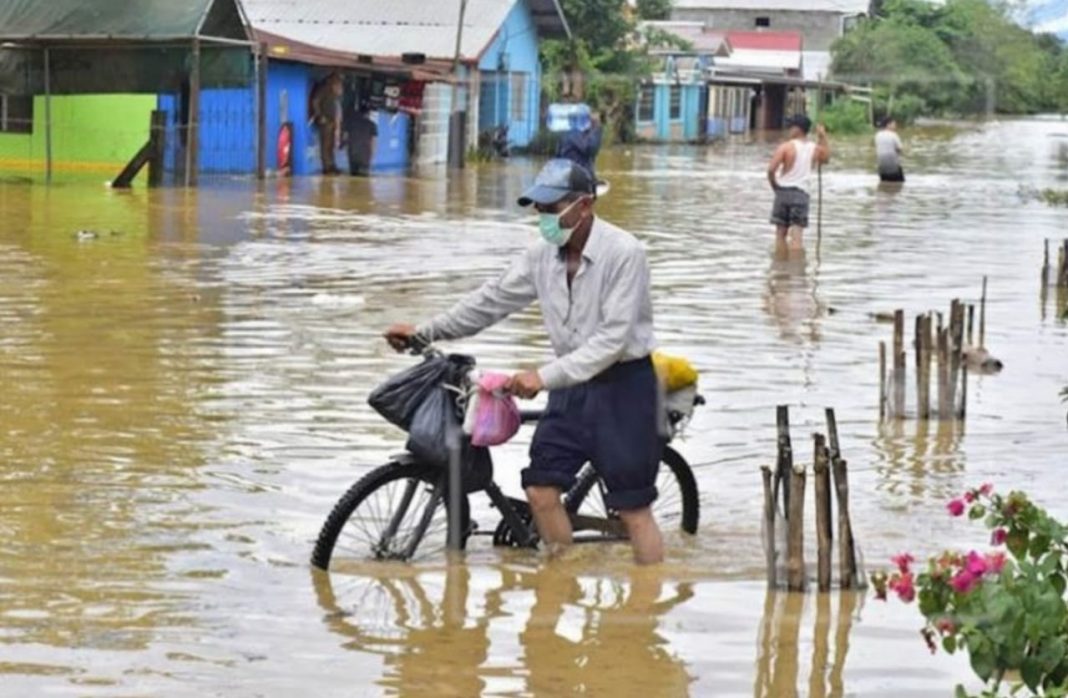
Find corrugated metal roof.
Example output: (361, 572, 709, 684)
(673, 0, 869, 13)
(243, 0, 566, 62)
(726, 30, 802, 51)
(642, 21, 731, 55)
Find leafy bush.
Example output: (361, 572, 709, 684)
(816, 100, 872, 135)
(874, 485, 1068, 696)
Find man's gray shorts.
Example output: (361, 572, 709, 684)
(770, 187, 810, 228)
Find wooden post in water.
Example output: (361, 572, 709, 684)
(827, 411, 857, 589)
(761, 465, 777, 588)
(978, 276, 988, 349)
(878, 342, 887, 421)
(776, 405, 793, 515)
(936, 327, 949, 418)
(893, 310, 906, 419)
(813, 433, 833, 592)
(1042, 239, 1051, 291)
(787, 465, 807, 592)
(948, 300, 964, 415)
(1060, 240, 1068, 288)
(958, 364, 969, 420)
(915, 314, 930, 420)
(967, 305, 975, 347)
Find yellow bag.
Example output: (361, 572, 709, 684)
(652, 351, 698, 392)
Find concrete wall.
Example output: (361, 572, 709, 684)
(671, 9, 847, 51)
(477, 0, 542, 147)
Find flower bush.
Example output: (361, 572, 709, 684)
(873, 485, 1068, 697)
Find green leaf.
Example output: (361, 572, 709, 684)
(1031, 534, 1053, 558)
(970, 504, 987, 520)
(944, 635, 958, 653)
(1053, 573, 1067, 596)
(1007, 529, 1030, 559)
(954, 686, 969, 698)
(1022, 657, 1043, 692)
(970, 643, 996, 682)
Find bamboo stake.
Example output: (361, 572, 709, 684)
(776, 405, 793, 516)
(762, 465, 777, 588)
(958, 363, 968, 420)
(787, 465, 807, 592)
(937, 328, 949, 418)
(979, 276, 988, 349)
(831, 455, 857, 589)
(825, 407, 841, 461)
(814, 434, 833, 592)
(917, 314, 931, 420)
(948, 300, 964, 414)
(893, 310, 906, 418)
(1042, 238, 1050, 290)
(878, 341, 887, 421)
(967, 304, 975, 347)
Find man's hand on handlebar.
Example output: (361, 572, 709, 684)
(507, 370, 543, 400)
(384, 323, 417, 352)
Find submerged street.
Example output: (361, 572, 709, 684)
(1, 118, 1067, 695)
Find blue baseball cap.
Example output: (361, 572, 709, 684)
(517, 159, 596, 207)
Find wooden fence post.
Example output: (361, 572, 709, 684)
(776, 405, 793, 516)
(787, 465, 807, 592)
(814, 434, 833, 592)
(893, 310, 906, 419)
(762, 465, 777, 589)
(878, 342, 887, 421)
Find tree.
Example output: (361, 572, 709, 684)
(636, 0, 672, 21)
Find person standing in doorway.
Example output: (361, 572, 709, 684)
(310, 73, 343, 175)
(767, 114, 830, 250)
(875, 117, 905, 183)
(346, 102, 378, 177)
(384, 159, 665, 565)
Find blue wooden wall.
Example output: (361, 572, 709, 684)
(477, 0, 542, 147)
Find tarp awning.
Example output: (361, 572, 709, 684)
(0, 0, 250, 43)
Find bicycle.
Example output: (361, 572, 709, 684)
(311, 342, 702, 569)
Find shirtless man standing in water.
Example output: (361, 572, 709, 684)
(767, 115, 830, 250)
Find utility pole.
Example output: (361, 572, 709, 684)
(448, 0, 468, 169)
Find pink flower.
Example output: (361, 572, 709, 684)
(965, 551, 988, 576)
(935, 617, 957, 635)
(951, 569, 978, 594)
(991, 528, 1007, 545)
(947, 499, 966, 517)
(979, 483, 994, 496)
(891, 553, 915, 574)
(889, 572, 916, 603)
(964, 491, 976, 503)
(985, 552, 1006, 574)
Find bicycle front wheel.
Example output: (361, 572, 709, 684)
(311, 461, 469, 569)
(567, 446, 700, 536)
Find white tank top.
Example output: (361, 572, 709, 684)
(778, 139, 816, 191)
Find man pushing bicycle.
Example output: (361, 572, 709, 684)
(385, 159, 665, 565)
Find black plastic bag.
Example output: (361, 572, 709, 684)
(406, 385, 459, 467)
(368, 355, 451, 430)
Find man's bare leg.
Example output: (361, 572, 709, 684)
(788, 225, 804, 250)
(775, 224, 789, 245)
(619, 507, 663, 565)
(525, 486, 572, 552)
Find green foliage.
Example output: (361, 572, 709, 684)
(636, 0, 672, 21)
(876, 486, 1068, 696)
(832, 0, 1068, 119)
(815, 99, 872, 135)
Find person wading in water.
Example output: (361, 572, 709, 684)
(767, 115, 830, 250)
(384, 159, 665, 565)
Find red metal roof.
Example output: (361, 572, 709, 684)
(725, 31, 803, 51)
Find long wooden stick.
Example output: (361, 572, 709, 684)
(979, 276, 988, 349)
(776, 405, 793, 515)
(917, 314, 931, 420)
(814, 434, 833, 592)
(937, 327, 949, 418)
(893, 309, 905, 418)
(832, 455, 857, 588)
(762, 465, 777, 588)
(787, 465, 807, 592)
(1042, 238, 1050, 290)
(878, 341, 887, 421)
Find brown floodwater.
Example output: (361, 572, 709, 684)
(2, 118, 1067, 696)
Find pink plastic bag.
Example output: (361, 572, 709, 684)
(470, 372, 521, 447)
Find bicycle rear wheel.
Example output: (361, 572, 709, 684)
(566, 446, 699, 536)
(311, 461, 469, 569)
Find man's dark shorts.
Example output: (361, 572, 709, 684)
(521, 357, 662, 511)
(770, 187, 810, 227)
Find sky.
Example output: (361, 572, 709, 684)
(1027, 0, 1068, 38)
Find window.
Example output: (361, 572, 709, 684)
(0, 94, 33, 134)
(755, 16, 770, 28)
(510, 73, 527, 122)
(637, 84, 655, 122)
(669, 85, 681, 120)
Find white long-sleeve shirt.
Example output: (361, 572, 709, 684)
(417, 217, 657, 390)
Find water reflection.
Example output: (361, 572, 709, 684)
(873, 418, 964, 500)
(313, 561, 694, 695)
(765, 242, 824, 345)
(754, 591, 859, 698)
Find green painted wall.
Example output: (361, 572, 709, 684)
(0, 94, 155, 179)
